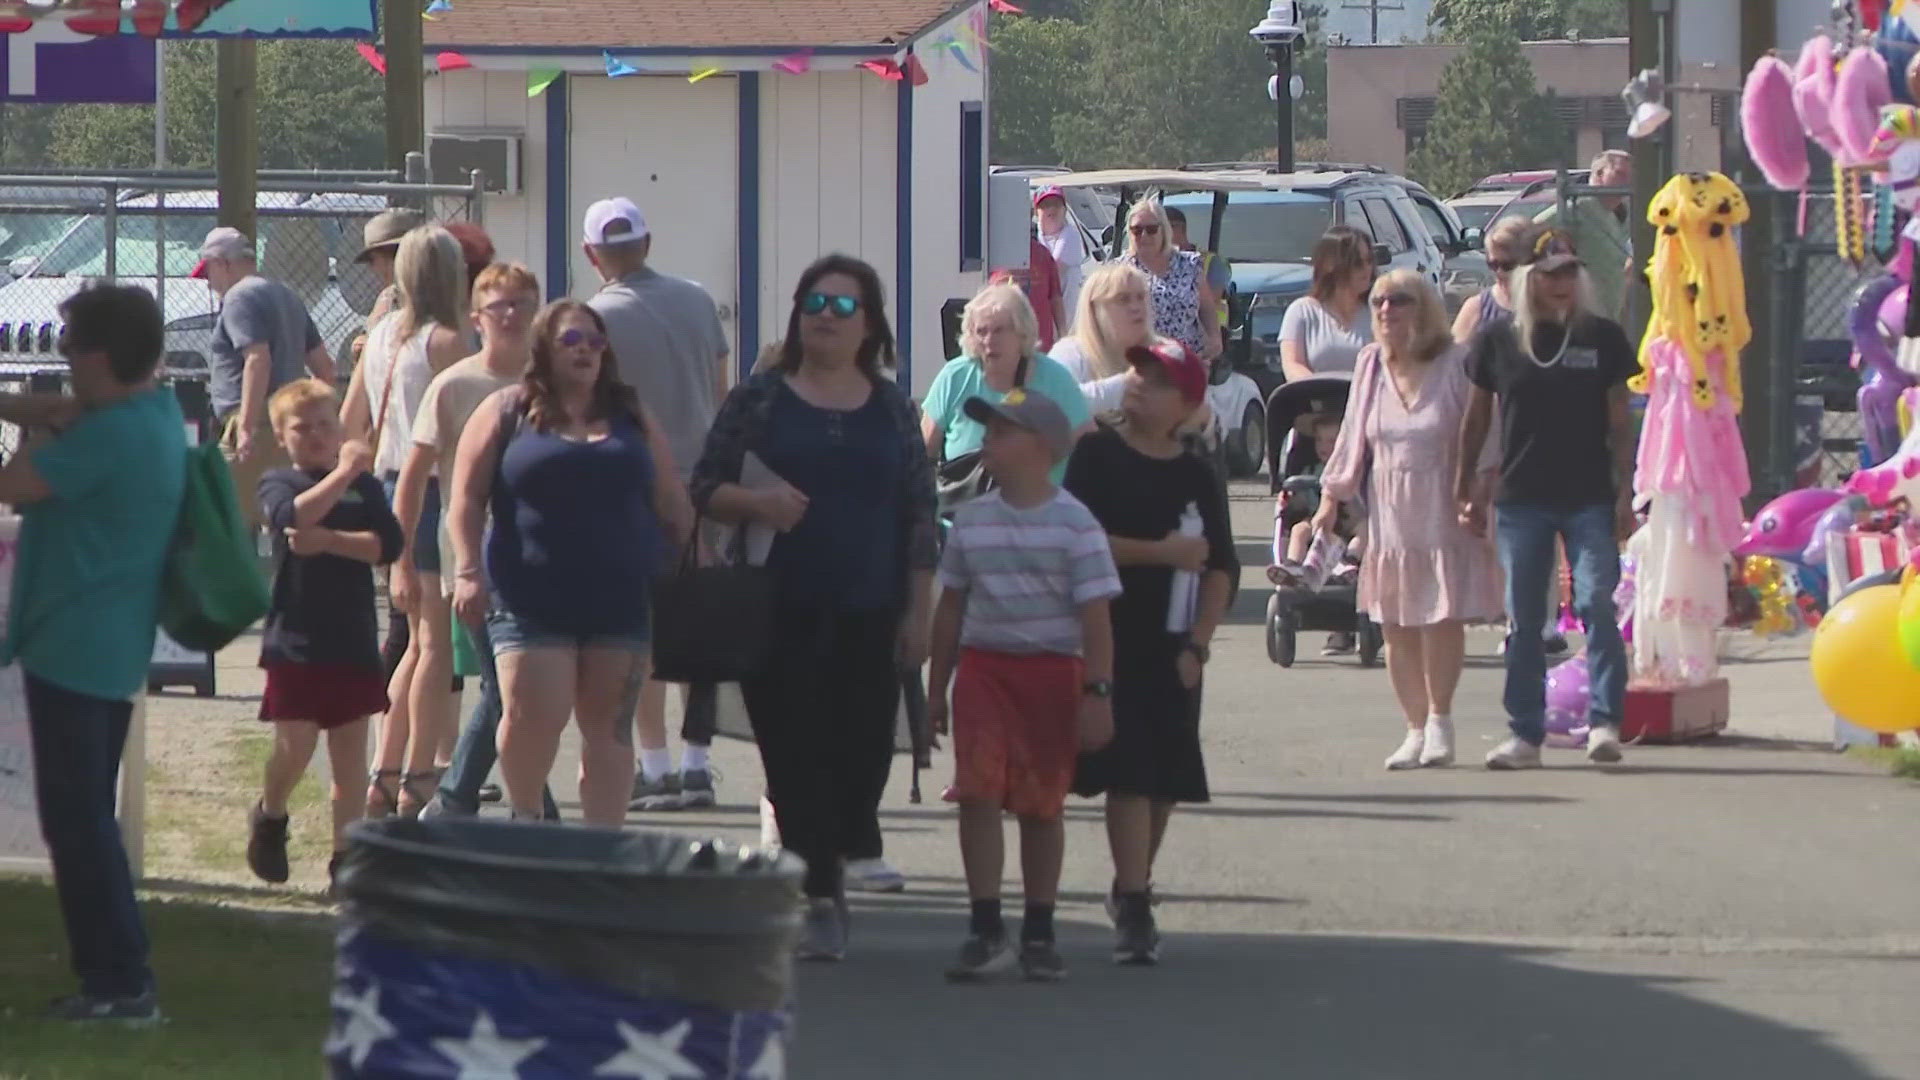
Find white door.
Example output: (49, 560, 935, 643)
(569, 76, 741, 357)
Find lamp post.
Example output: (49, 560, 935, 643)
(1251, 1, 1306, 173)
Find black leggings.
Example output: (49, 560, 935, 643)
(742, 605, 900, 898)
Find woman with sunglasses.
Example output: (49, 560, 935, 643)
(692, 255, 938, 961)
(447, 300, 693, 826)
(1313, 270, 1501, 771)
(1457, 229, 1639, 771)
(1119, 198, 1221, 363)
(1279, 225, 1375, 383)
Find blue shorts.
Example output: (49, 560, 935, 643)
(380, 473, 443, 574)
(486, 601, 650, 656)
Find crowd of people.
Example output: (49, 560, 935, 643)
(1, 176, 1646, 1019)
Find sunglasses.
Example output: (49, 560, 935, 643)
(1129, 224, 1161, 236)
(801, 292, 862, 319)
(1488, 259, 1518, 274)
(1371, 292, 1416, 310)
(556, 328, 607, 351)
(479, 298, 536, 318)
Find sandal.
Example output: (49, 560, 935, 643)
(396, 769, 443, 820)
(365, 769, 404, 819)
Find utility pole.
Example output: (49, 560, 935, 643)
(214, 39, 257, 239)
(1734, 0, 1784, 502)
(1340, 0, 1404, 45)
(383, 0, 425, 172)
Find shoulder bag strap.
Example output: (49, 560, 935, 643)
(1014, 352, 1030, 389)
(368, 321, 408, 461)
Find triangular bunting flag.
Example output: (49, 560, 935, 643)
(423, 0, 452, 16)
(903, 53, 930, 86)
(949, 41, 979, 73)
(604, 51, 641, 77)
(689, 65, 722, 83)
(989, 0, 1024, 12)
(858, 59, 905, 81)
(436, 51, 473, 72)
(772, 50, 812, 75)
(356, 42, 387, 75)
(527, 68, 562, 97)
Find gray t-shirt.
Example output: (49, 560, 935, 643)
(588, 268, 728, 481)
(1278, 295, 1371, 376)
(209, 274, 323, 419)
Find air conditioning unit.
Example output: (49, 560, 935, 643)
(428, 130, 523, 194)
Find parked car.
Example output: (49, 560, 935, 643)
(993, 164, 1114, 274)
(1376, 175, 1492, 313)
(0, 189, 386, 378)
(1448, 169, 1591, 235)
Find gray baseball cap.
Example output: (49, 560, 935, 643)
(963, 389, 1074, 462)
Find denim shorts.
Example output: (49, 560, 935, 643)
(486, 601, 650, 656)
(380, 473, 443, 574)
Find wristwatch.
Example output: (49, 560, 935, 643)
(1082, 679, 1113, 699)
(1183, 640, 1211, 664)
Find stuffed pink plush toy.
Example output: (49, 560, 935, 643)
(1834, 46, 1894, 165)
(1794, 35, 1845, 157)
(1744, 55, 1809, 190)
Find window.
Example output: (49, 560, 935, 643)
(1410, 198, 1453, 246)
(1160, 194, 1334, 264)
(1360, 199, 1410, 253)
(960, 102, 984, 271)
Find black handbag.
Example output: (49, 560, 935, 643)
(649, 518, 775, 684)
(936, 354, 1028, 514)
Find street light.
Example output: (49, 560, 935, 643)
(1250, 1, 1306, 173)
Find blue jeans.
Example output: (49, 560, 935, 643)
(25, 673, 152, 999)
(1496, 502, 1626, 746)
(438, 616, 559, 819)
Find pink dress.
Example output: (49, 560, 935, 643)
(1323, 343, 1503, 628)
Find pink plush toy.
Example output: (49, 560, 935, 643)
(1744, 55, 1810, 190)
(1794, 36, 1844, 157)
(1834, 46, 1894, 165)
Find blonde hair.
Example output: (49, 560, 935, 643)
(1370, 269, 1452, 362)
(1484, 215, 1534, 259)
(268, 377, 339, 430)
(959, 282, 1039, 362)
(1070, 262, 1153, 378)
(470, 262, 540, 305)
(1125, 197, 1173, 258)
(394, 224, 468, 340)
(1590, 149, 1632, 175)
(1510, 262, 1599, 349)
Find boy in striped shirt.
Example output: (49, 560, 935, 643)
(929, 389, 1120, 983)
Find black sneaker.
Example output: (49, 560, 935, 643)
(1113, 895, 1160, 966)
(477, 782, 504, 804)
(47, 991, 162, 1026)
(944, 933, 1015, 982)
(1543, 633, 1570, 657)
(246, 802, 290, 884)
(676, 768, 717, 810)
(326, 853, 344, 900)
(1321, 632, 1356, 656)
(1018, 939, 1067, 982)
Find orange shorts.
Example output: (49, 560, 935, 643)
(951, 648, 1084, 819)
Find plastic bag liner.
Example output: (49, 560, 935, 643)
(325, 819, 802, 1079)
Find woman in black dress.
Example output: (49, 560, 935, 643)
(1064, 338, 1237, 965)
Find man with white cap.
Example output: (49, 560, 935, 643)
(580, 196, 731, 813)
(192, 225, 335, 530)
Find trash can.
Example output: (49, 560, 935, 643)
(324, 819, 803, 1079)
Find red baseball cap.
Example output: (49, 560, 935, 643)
(1126, 340, 1208, 404)
(1033, 185, 1066, 209)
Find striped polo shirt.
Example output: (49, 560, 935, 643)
(938, 489, 1122, 656)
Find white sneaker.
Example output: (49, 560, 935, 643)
(845, 857, 906, 893)
(1419, 717, 1454, 767)
(1586, 724, 1624, 764)
(1484, 736, 1543, 770)
(1384, 729, 1426, 770)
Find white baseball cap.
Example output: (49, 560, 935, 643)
(582, 197, 650, 246)
(189, 226, 254, 279)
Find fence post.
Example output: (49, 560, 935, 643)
(467, 169, 485, 227)
(102, 181, 118, 280)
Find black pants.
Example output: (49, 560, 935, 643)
(742, 605, 900, 898)
(680, 682, 719, 743)
(25, 674, 151, 999)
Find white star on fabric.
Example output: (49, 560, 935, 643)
(433, 1010, 548, 1080)
(592, 1019, 702, 1078)
(325, 984, 396, 1069)
(744, 1031, 786, 1079)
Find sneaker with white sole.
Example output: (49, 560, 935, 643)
(846, 857, 906, 893)
(1420, 717, 1455, 767)
(628, 772, 681, 812)
(1585, 724, 1624, 764)
(795, 898, 847, 962)
(47, 991, 162, 1027)
(1485, 736, 1543, 770)
(945, 933, 1015, 982)
(675, 768, 717, 809)
(1384, 729, 1426, 770)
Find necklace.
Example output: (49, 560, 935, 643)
(1528, 322, 1572, 368)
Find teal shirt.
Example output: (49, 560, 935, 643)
(922, 353, 1092, 483)
(1, 387, 185, 700)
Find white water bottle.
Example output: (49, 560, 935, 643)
(1167, 502, 1202, 632)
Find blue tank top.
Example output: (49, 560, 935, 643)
(1475, 287, 1512, 332)
(486, 406, 661, 637)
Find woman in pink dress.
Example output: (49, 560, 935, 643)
(1314, 269, 1502, 770)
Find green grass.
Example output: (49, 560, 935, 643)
(1849, 745, 1920, 780)
(0, 877, 335, 1079)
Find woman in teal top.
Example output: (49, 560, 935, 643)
(922, 282, 1091, 484)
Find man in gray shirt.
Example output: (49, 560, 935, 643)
(192, 226, 335, 529)
(580, 197, 730, 812)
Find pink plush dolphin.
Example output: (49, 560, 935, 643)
(1734, 488, 1847, 558)
(1846, 423, 1920, 507)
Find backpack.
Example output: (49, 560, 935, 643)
(157, 442, 269, 652)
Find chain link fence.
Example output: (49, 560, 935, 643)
(0, 169, 483, 456)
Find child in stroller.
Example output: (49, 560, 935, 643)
(1268, 412, 1364, 590)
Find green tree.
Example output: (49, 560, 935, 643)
(1427, 0, 1627, 41)
(989, 13, 1093, 164)
(1405, 30, 1563, 196)
(46, 39, 384, 170)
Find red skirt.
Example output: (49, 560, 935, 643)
(260, 662, 389, 730)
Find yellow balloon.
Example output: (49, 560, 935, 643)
(1812, 585, 1920, 732)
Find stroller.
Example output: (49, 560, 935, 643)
(1261, 376, 1384, 668)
